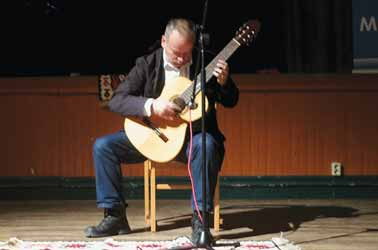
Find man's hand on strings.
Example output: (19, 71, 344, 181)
(151, 99, 182, 121)
(213, 59, 229, 85)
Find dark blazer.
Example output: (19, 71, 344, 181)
(108, 47, 239, 144)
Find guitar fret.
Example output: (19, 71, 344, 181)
(182, 91, 190, 102)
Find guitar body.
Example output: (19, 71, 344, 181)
(124, 76, 208, 163)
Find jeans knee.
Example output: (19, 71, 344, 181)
(192, 134, 220, 155)
(204, 134, 218, 154)
(93, 137, 110, 156)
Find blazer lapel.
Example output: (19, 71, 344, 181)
(152, 49, 165, 97)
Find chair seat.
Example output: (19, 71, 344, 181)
(144, 160, 222, 232)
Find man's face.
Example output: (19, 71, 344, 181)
(161, 30, 193, 69)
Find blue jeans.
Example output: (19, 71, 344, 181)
(93, 130, 225, 212)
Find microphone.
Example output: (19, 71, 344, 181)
(194, 24, 210, 46)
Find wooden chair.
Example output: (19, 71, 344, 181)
(143, 159, 222, 232)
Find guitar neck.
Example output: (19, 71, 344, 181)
(202, 38, 241, 83)
(180, 38, 241, 103)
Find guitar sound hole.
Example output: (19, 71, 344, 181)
(172, 97, 186, 112)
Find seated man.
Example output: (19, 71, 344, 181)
(85, 18, 239, 245)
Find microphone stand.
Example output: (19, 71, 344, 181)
(178, 2, 244, 249)
(188, 0, 213, 248)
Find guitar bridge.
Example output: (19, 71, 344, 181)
(142, 118, 169, 143)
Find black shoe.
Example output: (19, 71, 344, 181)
(191, 211, 214, 246)
(85, 207, 131, 238)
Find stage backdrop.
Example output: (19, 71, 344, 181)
(352, 0, 378, 72)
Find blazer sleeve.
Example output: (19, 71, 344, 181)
(108, 57, 150, 117)
(214, 76, 239, 108)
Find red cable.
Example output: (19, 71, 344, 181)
(187, 109, 203, 224)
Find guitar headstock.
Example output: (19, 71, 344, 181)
(234, 20, 261, 46)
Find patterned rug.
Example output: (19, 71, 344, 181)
(0, 236, 300, 250)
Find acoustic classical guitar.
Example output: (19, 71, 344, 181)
(124, 20, 260, 162)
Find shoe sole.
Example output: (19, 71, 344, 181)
(85, 229, 131, 238)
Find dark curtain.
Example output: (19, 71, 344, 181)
(284, 0, 353, 73)
(0, 0, 354, 75)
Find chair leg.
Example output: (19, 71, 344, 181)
(214, 175, 220, 232)
(150, 163, 157, 232)
(146, 160, 222, 233)
(144, 161, 151, 225)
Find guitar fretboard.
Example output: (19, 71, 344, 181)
(180, 38, 241, 103)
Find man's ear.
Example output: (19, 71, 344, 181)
(161, 35, 166, 48)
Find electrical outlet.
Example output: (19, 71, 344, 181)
(331, 162, 343, 176)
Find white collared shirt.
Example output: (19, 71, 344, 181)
(143, 49, 192, 116)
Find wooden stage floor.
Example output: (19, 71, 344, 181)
(0, 199, 377, 250)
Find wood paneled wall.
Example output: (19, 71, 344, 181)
(0, 74, 377, 177)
